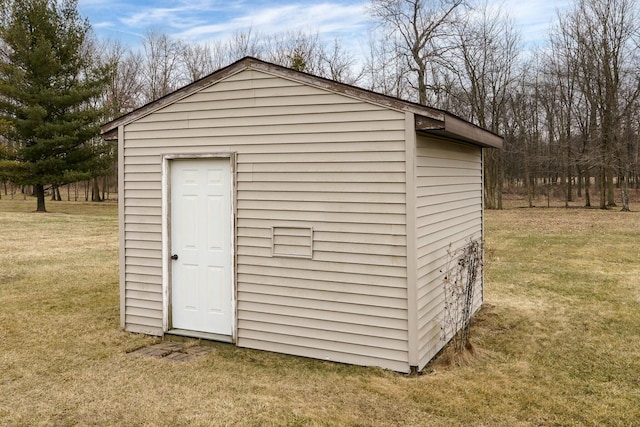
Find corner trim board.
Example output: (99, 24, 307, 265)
(118, 125, 126, 329)
(404, 112, 419, 367)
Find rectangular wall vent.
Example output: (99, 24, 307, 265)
(272, 227, 313, 258)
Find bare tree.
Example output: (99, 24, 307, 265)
(320, 38, 364, 85)
(451, 3, 519, 132)
(542, 18, 588, 207)
(370, 0, 466, 105)
(263, 30, 324, 74)
(226, 27, 262, 62)
(259, 30, 363, 84)
(502, 58, 544, 208)
(363, 32, 412, 98)
(101, 39, 144, 117)
(449, 2, 520, 209)
(182, 42, 216, 82)
(140, 29, 187, 103)
(558, 0, 640, 210)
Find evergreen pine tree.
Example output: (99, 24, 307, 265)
(0, 0, 110, 212)
(289, 48, 307, 72)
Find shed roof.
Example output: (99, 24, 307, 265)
(101, 56, 503, 149)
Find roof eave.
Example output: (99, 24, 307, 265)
(446, 115, 503, 149)
(102, 127, 118, 141)
(415, 114, 503, 149)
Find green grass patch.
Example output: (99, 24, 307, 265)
(1, 198, 639, 425)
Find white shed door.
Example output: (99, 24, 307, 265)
(170, 158, 233, 336)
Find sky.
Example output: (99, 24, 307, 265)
(78, 0, 572, 56)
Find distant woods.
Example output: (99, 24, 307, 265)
(367, 0, 640, 210)
(1, 0, 639, 210)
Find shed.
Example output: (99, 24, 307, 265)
(101, 57, 503, 373)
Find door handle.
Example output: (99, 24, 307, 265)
(171, 254, 178, 260)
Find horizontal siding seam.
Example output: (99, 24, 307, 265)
(238, 283, 408, 308)
(238, 289, 408, 310)
(237, 332, 408, 363)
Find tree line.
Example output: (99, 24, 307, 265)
(366, 0, 640, 210)
(1, 0, 638, 211)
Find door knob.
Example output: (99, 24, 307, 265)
(171, 254, 178, 260)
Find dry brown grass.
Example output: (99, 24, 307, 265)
(1, 197, 639, 426)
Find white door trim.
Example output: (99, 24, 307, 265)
(161, 153, 236, 342)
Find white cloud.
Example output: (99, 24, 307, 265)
(92, 21, 115, 29)
(83, 0, 566, 55)
(175, 2, 369, 43)
(501, 0, 571, 47)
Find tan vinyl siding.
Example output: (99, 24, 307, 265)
(121, 69, 410, 372)
(414, 135, 483, 370)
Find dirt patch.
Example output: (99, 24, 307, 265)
(0, 272, 21, 284)
(128, 342, 214, 362)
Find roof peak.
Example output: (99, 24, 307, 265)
(101, 56, 502, 149)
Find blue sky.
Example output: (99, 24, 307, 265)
(78, 0, 570, 54)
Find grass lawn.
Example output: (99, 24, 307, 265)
(1, 197, 639, 426)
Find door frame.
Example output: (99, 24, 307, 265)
(161, 153, 237, 342)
